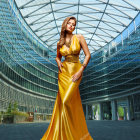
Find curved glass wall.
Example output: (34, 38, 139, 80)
(80, 13, 140, 120)
(80, 13, 140, 103)
(0, 79, 55, 114)
(0, 0, 58, 97)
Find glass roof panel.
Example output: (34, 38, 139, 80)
(15, 0, 140, 59)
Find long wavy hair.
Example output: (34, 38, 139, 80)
(58, 16, 77, 48)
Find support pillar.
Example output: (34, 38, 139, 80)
(92, 105, 95, 120)
(86, 104, 88, 120)
(123, 107, 127, 120)
(99, 102, 103, 120)
(111, 100, 117, 120)
(127, 97, 131, 120)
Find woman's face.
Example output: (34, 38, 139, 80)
(66, 19, 76, 33)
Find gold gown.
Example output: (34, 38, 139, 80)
(41, 35, 93, 140)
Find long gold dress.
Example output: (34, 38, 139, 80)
(41, 35, 93, 140)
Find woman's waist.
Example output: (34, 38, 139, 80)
(64, 54, 80, 63)
(60, 56, 82, 75)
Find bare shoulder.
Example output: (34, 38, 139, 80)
(57, 41, 60, 47)
(57, 41, 60, 45)
(75, 34, 85, 43)
(76, 34, 85, 40)
(57, 41, 61, 49)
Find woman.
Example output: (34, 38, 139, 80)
(41, 16, 93, 140)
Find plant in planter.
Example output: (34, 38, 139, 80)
(7, 102, 12, 114)
(11, 102, 29, 123)
(12, 111, 29, 118)
(3, 101, 29, 123)
(93, 105, 97, 119)
(12, 111, 29, 123)
(3, 102, 14, 123)
(13, 101, 18, 112)
(118, 106, 124, 120)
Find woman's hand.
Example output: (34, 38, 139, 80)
(72, 69, 83, 82)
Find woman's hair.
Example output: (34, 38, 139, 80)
(58, 16, 77, 47)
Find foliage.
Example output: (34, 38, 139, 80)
(5, 102, 29, 117)
(118, 106, 124, 117)
(11, 111, 29, 118)
(7, 102, 12, 114)
(93, 105, 97, 115)
(13, 101, 18, 112)
(1, 102, 29, 123)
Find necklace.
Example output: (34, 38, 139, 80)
(65, 35, 73, 48)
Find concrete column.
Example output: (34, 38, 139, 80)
(127, 97, 131, 120)
(92, 105, 95, 120)
(86, 104, 88, 120)
(99, 102, 103, 120)
(111, 100, 117, 120)
(123, 107, 127, 120)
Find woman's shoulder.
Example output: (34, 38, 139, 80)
(75, 34, 83, 37)
(75, 34, 85, 42)
(57, 41, 61, 49)
(57, 41, 60, 45)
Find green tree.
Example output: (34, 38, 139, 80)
(118, 106, 124, 117)
(7, 102, 12, 114)
(93, 105, 97, 116)
(13, 101, 18, 112)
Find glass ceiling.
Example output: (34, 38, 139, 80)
(15, 0, 140, 59)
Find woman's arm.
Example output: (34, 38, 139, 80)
(72, 34, 91, 82)
(55, 42, 63, 72)
(79, 34, 91, 72)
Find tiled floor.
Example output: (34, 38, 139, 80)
(0, 120, 140, 140)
